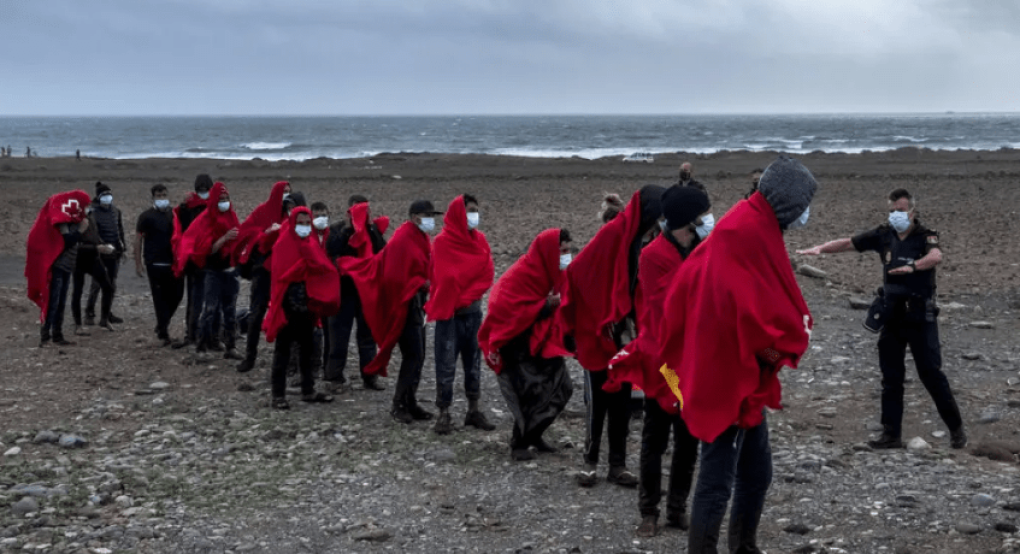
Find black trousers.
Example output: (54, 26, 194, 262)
(86, 255, 119, 317)
(878, 319, 963, 436)
(243, 267, 271, 362)
(184, 264, 219, 343)
(393, 305, 426, 409)
(42, 268, 72, 340)
(583, 368, 631, 468)
(639, 399, 699, 518)
(324, 285, 376, 383)
(73, 256, 113, 324)
(146, 263, 184, 337)
(271, 315, 316, 398)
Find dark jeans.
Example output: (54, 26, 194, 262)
(434, 310, 483, 409)
(199, 269, 238, 349)
(86, 255, 119, 318)
(42, 268, 72, 340)
(393, 302, 426, 409)
(184, 264, 219, 343)
(146, 264, 184, 337)
(639, 399, 699, 519)
(324, 286, 376, 382)
(271, 315, 316, 398)
(878, 319, 962, 436)
(243, 267, 271, 361)
(73, 256, 114, 324)
(583, 368, 631, 468)
(688, 417, 772, 554)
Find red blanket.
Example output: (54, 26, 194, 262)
(25, 190, 91, 322)
(341, 221, 431, 376)
(425, 196, 494, 321)
(263, 207, 341, 342)
(478, 229, 570, 374)
(605, 233, 684, 413)
(659, 192, 813, 442)
(171, 193, 207, 275)
(559, 189, 643, 371)
(173, 182, 240, 277)
(345, 203, 377, 260)
(233, 181, 288, 266)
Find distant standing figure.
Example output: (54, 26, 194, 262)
(26, 147, 32, 158)
(677, 162, 706, 190)
(1, 147, 5, 157)
(76, 149, 81, 161)
(85, 182, 126, 327)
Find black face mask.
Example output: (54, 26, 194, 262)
(680, 172, 691, 181)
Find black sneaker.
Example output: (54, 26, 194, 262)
(576, 463, 598, 487)
(531, 436, 558, 453)
(665, 512, 689, 531)
(52, 337, 75, 347)
(867, 433, 904, 450)
(236, 358, 255, 373)
(223, 348, 243, 361)
(171, 338, 192, 350)
(391, 406, 414, 424)
(464, 410, 495, 431)
(607, 466, 639, 488)
(637, 515, 659, 538)
(98, 319, 116, 332)
(434, 411, 454, 435)
(83, 315, 95, 326)
(407, 403, 434, 421)
(511, 447, 535, 461)
(207, 340, 224, 352)
(107, 314, 124, 324)
(950, 427, 968, 449)
(362, 375, 386, 391)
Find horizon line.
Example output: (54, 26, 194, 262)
(1, 110, 1017, 118)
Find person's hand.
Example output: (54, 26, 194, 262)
(97, 244, 115, 255)
(888, 264, 915, 275)
(136, 264, 145, 278)
(547, 293, 561, 307)
(796, 245, 823, 256)
(224, 228, 239, 241)
(267, 223, 281, 234)
(77, 218, 89, 233)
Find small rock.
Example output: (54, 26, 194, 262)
(3, 447, 20, 457)
(149, 381, 170, 390)
(817, 407, 837, 419)
(351, 528, 391, 542)
(978, 412, 1001, 424)
(783, 523, 812, 535)
(969, 321, 995, 329)
(797, 265, 827, 279)
(11, 497, 38, 517)
(32, 431, 59, 444)
(59, 435, 88, 449)
(896, 495, 919, 507)
(972, 493, 996, 508)
(931, 430, 946, 439)
(941, 301, 968, 310)
(1008, 399, 1020, 409)
(907, 437, 930, 451)
(961, 352, 986, 361)
(1004, 502, 1020, 512)
(971, 443, 1016, 462)
(238, 383, 255, 392)
(848, 297, 871, 310)
(995, 522, 1019, 534)
(955, 522, 982, 535)
(426, 449, 457, 463)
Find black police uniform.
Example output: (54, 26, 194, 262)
(851, 220, 963, 439)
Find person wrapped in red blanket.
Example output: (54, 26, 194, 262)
(479, 228, 574, 461)
(233, 180, 291, 373)
(174, 182, 243, 358)
(604, 185, 711, 537)
(425, 194, 496, 435)
(659, 156, 816, 554)
(341, 200, 438, 423)
(560, 184, 663, 488)
(26, 189, 91, 346)
(262, 207, 340, 409)
(171, 174, 214, 348)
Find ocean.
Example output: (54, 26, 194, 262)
(1, 114, 1019, 162)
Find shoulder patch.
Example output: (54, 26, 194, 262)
(926, 234, 939, 245)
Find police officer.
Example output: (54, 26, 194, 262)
(798, 188, 966, 449)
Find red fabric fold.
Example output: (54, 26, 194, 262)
(341, 221, 431, 376)
(560, 189, 643, 371)
(346, 203, 376, 260)
(605, 233, 684, 413)
(25, 190, 91, 322)
(658, 192, 813, 443)
(478, 229, 570, 374)
(263, 207, 341, 342)
(233, 181, 288, 266)
(425, 196, 494, 321)
(171, 193, 207, 275)
(173, 182, 240, 277)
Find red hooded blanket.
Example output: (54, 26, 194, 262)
(425, 196, 494, 321)
(173, 182, 240, 277)
(605, 233, 685, 413)
(658, 192, 813, 443)
(478, 229, 570, 374)
(25, 190, 91, 322)
(234, 181, 289, 266)
(171, 192, 207, 271)
(345, 203, 379, 260)
(262, 207, 341, 342)
(341, 221, 431, 376)
(559, 189, 644, 371)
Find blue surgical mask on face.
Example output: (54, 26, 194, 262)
(787, 206, 810, 230)
(198, 191, 210, 200)
(559, 253, 572, 270)
(418, 217, 435, 233)
(294, 224, 312, 238)
(218, 201, 231, 212)
(99, 194, 113, 206)
(888, 210, 911, 233)
(467, 212, 480, 229)
(695, 213, 715, 239)
(154, 198, 170, 210)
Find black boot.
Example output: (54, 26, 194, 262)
(868, 426, 904, 449)
(950, 426, 968, 449)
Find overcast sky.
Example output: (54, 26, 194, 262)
(2, 0, 1019, 115)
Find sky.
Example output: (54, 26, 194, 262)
(2, 0, 1019, 116)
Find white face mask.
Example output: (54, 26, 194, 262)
(787, 206, 810, 230)
(282, 193, 291, 202)
(154, 198, 170, 210)
(466, 212, 480, 229)
(695, 213, 715, 240)
(313, 216, 329, 230)
(217, 201, 231, 212)
(888, 210, 911, 233)
(559, 253, 572, 270)
(198, 191, 210, 200)
(294, 224, 312, 238)
(418, 217, 435, 233)
(99, 194, 113, 206)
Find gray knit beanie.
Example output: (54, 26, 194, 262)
(757, 156, 818, 228)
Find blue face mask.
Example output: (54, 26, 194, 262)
(888, 210, 911, 233)
(695, 213, 715, 240)
(787, 206, 810, 230)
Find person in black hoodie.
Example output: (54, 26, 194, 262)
(72, 207, 117, 333)
(84, 182, 126, 326)
(323, 195, 387, 393)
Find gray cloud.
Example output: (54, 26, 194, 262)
(1, 0, 1018, 114)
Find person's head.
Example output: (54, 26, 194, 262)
(194, 174, 213, 199)
(95, 182, 113, 206)
(660, 185, 712, 248)
(283, 191, 307, 216)
(637, 184, 666, 239)
(293, 208, 313, 239)
(151, 184, 170, 210)
(348, 194, 370, 220)
(679, 162, 693, 181)
(409, 200, 441, 234)
(598, 193, 625, 224)
(887, 188, 916, 232)
(310, 201, 330, 230)
(558, 229, 573, 270)
(216, 186, 231, 212)
(463, 194, 480, 229)
(757, 156, 818, 231)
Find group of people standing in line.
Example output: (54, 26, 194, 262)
(24, 155, 968, 553)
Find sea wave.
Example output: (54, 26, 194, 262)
(241, 141, 293, 150)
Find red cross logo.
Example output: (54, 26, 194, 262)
(61, 199, 81, 218)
